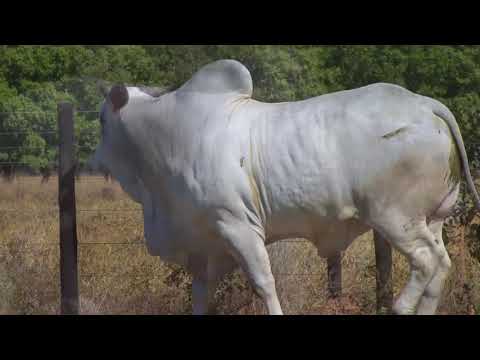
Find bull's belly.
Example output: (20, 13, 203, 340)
(265, 213, 371, 258)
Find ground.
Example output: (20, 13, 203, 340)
(0, 176, 479, 315)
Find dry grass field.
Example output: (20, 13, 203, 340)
(1, 176, 479, 315)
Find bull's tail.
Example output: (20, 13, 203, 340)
(428, 98, 480, 212)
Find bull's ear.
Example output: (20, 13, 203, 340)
(108, 84, 129, 112)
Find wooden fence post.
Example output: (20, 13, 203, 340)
(327, 254, 342, 298)
(58, 102, 79, 315)
(374, 231, 393, 314)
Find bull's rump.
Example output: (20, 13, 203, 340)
(247, 84, 459, 243)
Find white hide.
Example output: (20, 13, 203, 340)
(92, 60, 479, 315)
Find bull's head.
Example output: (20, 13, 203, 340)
(88, 83, 130, 175)
(89, 83, 172, 187)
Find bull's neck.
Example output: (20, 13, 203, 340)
(246, 111, 271, 227)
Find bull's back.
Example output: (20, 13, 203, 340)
(248, 84, 458, 236)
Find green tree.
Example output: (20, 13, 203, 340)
(0, 45, 479, 177)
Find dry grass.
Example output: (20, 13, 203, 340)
(0, 176, 479, 315)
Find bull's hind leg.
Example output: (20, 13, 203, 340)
(416, 220, 452, 315)
(216, 214, 283, 315)
(373, 212, 442, 315)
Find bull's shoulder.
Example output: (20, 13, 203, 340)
(177, 60, 253, 97)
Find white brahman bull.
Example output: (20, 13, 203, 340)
(91, 60, 480, 315)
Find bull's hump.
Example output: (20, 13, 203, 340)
(178, 60, 253, 97)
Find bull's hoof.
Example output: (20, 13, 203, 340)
(376, 306, 391, 316)
(392, 301, 416, 315)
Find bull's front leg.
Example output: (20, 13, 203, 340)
(188, 254, 217, 315)
(216, 215, 283, 315)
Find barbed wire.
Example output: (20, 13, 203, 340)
(0, 111, 56, 115)
(0, 237, 311, 246)
(77, 272, 326, 278)
(0, 162, 57, 166)
(0, 145, 94, 150)
(0, 110, 100, 115)
(0, 242, 145, 247)
(74, 179, 118, 183)
(77, 209, 142, 213)
(0, 209, 142, 212)
(0, 131, 57, 136)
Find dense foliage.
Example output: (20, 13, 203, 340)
(1, 45, 479, 175)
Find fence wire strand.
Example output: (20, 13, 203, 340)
(0, 131, 57, 136)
